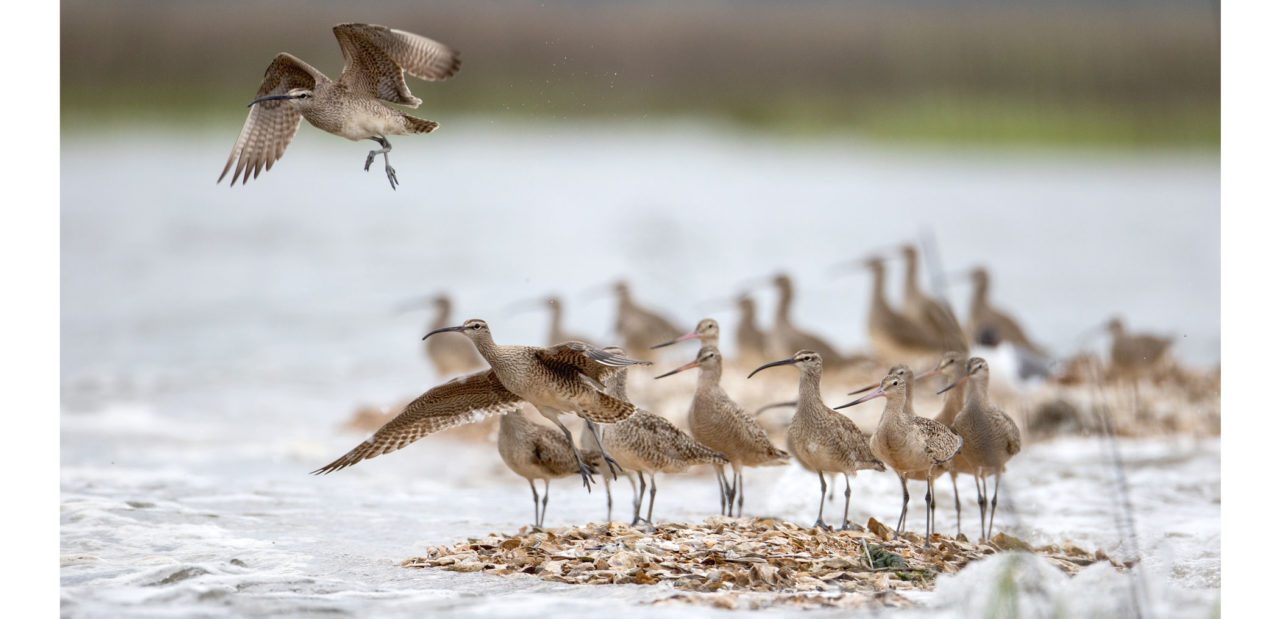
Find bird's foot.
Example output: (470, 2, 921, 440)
(364, 151, 377, 172)
(813, 519, 832, 531)
(385, 165, 399, 190)
(603, 455, 624, 480)
(840, 521, 857, 531)
(578, 463, 596, 492)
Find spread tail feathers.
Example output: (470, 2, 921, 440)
(405, 115, 439, 134)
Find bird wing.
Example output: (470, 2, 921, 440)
(312, 370, 522, 474)
(536, 341, 652, 383)
(218, 53, 324, 186)
(332, 23, 461, 108)
(914, 416, 963, 465)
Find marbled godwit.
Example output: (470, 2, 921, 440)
(836, 367, 962, 547)
(590, 281, 682, 362)
(928, 352, 970, 536)
(861, 257, 947, 362)
(594, 361, 727, 525)
(938, 357, 1022, 541)
(962, 268, 1046, 355)
(422, 295, 486, 377)
(1105, 317, 1174, 380)
(498, 409, 600, 528)
(656, 346, 789, 516)
(313, 320, 648, 489)
(761, 274, 849, 366)
(899, 246, 968, 353)
(507, 295, 595, 346)
(749, 351, 883, 530)
(650, 318, 719, 350)
(219, 23, 461, 189)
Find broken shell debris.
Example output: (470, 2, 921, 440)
(402, 517, 1119, 610)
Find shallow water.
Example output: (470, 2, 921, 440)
(61, 122, 1219, 617)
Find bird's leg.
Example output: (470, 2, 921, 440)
(814, 473, 830, 530)
(924, 472, 935, 548)
(827, 472, 836, 503)
(841, 474, 853, 531)
(586, 420, 624, 480)
(734, 466, 745, 517)
(988, 472, 1002, 541)
(951, 471, 962, 538)
(603, 468, 613, 523)
(646, 473, 657, 525)
(896, 474, 910, 535)
(632, 473, 647, 526)
(540, 479, 551, 528)
(974, 470, 989, 542)
(529, 479, 541, 530)
(715, 466, 728, 516)
(364, 136, 398, 190)
(549, 415, 595, 491)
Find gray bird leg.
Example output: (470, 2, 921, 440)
(547, 413, 595, 491)
(951, 471, 962, 538)
(646, 473, 657, 525)
(841, 474, 854, 530)
(529, 479, 541, 529)
(632, 473, 647, 526)
(988, 473, 1002, 541)
(896, 474, 910, 535)
(364, 136, 398, 190)
(540, 479, 551, 528)
(814, 473, 830, 530)
(586, 419, 624, 480)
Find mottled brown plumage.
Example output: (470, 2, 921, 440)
(219, 23, 460, 189)
(499, 410, 599, 528)
(749, 351, 882, 530)
(943, 357, 1021, 541)
(657, 345, 788, 517)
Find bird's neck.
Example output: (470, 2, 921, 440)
(904, 256, 923, 298)
(870, 269, 890, 310)
(470, 333, 501, 362)
(936, 381, 966, 425)
(697, 364, 723, 388)
(796, 369, 824, 408)
(964, 377, 991, 410)
(548, 306, 564, 342)
(775, 288, 792, 323)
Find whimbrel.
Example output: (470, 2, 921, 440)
(899, 246, 968, 353)
(749, 351, 883, 530)
(507, 295, 595, 346)
(656, 346, 789, 516)
(590, 281, 682, 362)
(313, 320, 648, 489)
(593, 360, 727, 525)
(219, 23, 461, 189)
(651, 318, 719, 350)
(836, 366, 962, 547)
(962, 268, 1046, 355)
(762, 274, 849, 367)
(498, 409, 600, 528)
(1105, 317, 1174, 381)
(421, 294, 486, 377)
(938, 357, 1022, 541)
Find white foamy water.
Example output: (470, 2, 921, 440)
(61, 122, 1219, 617)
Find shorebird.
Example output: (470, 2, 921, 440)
(899, 246, 968, 353)
(861, 257, 948, 362)
(498, 409, 601, 528)
(589, 281, 682, 362)
(758, 274, 849, 367)
(836, 366, 962, 547)
(507, 295, 595, 347)
(656, 346, 789, 517)
(732, 295, 770, 368)
(650, 318, 719, 350)
(592, 358, 727, 525)
(749, 351, 883, 530)
(938, 357, 1022, 541)
(1105, 317, 1174, 381)
(926, 352, 971, 536)
(415, 294, 486, 377)
(312, 320, 648, 489)
(218, 23, 461, 189)
(961, 268, 1046, 355)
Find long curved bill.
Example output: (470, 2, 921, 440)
(651, 331, 699, 350)
(248, 93, 297, 107)
(422, 325, 465, 340)
(834, 386, 885, 410)
(747, 358, 796, 379)
(654, 360, 699, 379)
(937, 374, 970, 395)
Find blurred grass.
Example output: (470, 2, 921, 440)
(61, 0, 1220, 150)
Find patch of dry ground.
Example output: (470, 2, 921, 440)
(403, 517, 1121, 610)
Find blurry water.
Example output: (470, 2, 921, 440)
(60, 121, 1219, 617)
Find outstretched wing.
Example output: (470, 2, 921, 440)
(537, 341, 651, 383)
(218, 53, 324, 186)
(333, 23, 461, 108)
(311, 370, 522, 474)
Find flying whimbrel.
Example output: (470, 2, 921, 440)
(961, 268, 1046, 355)
(650, 318, 719, 350)
(939, 357, 1022, 541)
(418, 294, 485, 377)
(899, 246, 968, 353)
(748, 351, 883, 530)
(313, 320, 648, 489)
(218, 23, 461, 189)
(837, 366, 962, 547)
(593, 359, 727, 526)
(588, 281, 682, 362)
(656, 345, 789, 517)
(498, 408, 601, 528)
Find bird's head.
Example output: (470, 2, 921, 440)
(747, 349, 822, 379)
(423, 318, 490, 342)
(655, 345, 721, 379)
(249, 87, 315, 109)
